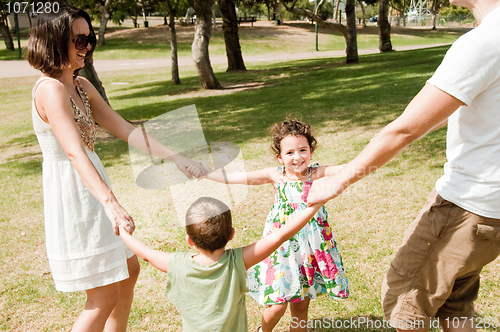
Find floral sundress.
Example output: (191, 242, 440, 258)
(248, 164, 349, 305)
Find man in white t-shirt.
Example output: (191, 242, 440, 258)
(306, 0, 500, 330)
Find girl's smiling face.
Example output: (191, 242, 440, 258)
(278, 135, 313, 179)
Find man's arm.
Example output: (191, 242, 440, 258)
(307, 83, 463, 206)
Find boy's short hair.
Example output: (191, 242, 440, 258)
(185, 197, 232, 252)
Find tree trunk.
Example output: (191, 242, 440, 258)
(141, 0, 148, 25)
(357, 0, 366, 28)
(0, 19, 14, 51)
(377, 0, 393, 52)
(98, 0, 112, 46)
(283, 3, 356, 64)
(166, 0, 180, 85)
(345, 0, 358, 63)
(334, 0, 341, 22)
(133, 3, 138, 28)
(219, 0, 246, 71)
(79, 58, 110, 105)
(192, 0, 222, 89)
(431, 0, 439, 30)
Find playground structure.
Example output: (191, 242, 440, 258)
(406, 0, 431, 23)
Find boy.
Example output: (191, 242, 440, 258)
(119, 197, 320, 331)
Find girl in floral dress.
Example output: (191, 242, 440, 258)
(201, 118, 349, 332)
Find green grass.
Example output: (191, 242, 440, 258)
(1, 44, 499, 331)
(0, 22, 468, 61)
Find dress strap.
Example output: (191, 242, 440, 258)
(277, 166, 286, 182)
(32, 77, 61, 133)
(32, 76, 60, 99)
(308, 163, 320, 182)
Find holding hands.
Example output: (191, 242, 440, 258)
(306, 176, 346, 206)
(173, 154, 207, 179)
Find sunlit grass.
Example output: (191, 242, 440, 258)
(1, 44, 498, 331)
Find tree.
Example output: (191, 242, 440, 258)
(79, 58, 110, 104)
(345, 0, 358, 63)
(98, 0, 113, 45)
(165, 0, 181, 84)
(192, 0, 222, 89)
(357, 0, 367, 27)
(429, 0, 446, 29)
(219, 0, 246, 71)
(283, 0, 359, 64)
(0, 1, 14, 51)
(378, 0, 392, 52)
(390, 0, 409, 27)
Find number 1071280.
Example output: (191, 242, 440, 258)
(6, 2, 60, 15)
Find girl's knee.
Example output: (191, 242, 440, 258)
(290, 298, 310, 314)
(266, 303, 288, 317)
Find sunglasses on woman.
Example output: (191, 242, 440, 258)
(72, 34, 96, 51)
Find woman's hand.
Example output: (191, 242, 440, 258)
(102, 197, 135, 235)
(172, 155, 208, 179)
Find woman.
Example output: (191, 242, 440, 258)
(27, 4, 204, 331)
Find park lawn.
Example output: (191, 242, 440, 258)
(0, 21, 469, 61)
(1, 46, 499, 331)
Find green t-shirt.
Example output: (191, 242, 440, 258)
(165, 247, 249, 332)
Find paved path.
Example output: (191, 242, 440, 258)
(0, 43, 450, 79)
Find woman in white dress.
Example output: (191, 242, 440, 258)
(27, 4, 204, 331)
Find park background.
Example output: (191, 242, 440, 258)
(1, 0, 500, 331)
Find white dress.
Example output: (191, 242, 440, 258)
(32, 77, 133, 292)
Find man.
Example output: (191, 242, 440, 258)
(307, 0, 500, 330)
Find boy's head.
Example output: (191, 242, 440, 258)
(185, 197, 233, 252)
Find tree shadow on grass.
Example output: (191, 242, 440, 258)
(7, 47, 450, 173)
(89, 46, 450, 168)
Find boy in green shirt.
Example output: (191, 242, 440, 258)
(119, 197, 320, 331)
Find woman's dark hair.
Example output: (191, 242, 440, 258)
(27, 2, 96, 78)
(270, 117, 317, 155)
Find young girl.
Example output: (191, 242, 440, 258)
(196, 118, 349, 332)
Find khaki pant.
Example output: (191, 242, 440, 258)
(381, 190, 500, 329)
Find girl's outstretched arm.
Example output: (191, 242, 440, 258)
(119, 225, 170, 273)
(201, 167, 279, 185)
(241, 204, 321, 270)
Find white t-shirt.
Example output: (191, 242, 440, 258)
(427, 6, 500, 218)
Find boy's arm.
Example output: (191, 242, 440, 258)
(119, 225, 170, 272)
(202, 167, 278, 185)
(242, 204, 321, 270)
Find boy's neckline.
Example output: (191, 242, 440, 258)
(191, 248, 227, 266)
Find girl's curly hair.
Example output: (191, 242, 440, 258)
(270, 118, 317, 155)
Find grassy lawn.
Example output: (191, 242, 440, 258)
(1, 41, 499, 331)
(0, 20, 469, 61)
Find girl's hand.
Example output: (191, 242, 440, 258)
(172, 155, 207, 179)
(102, 198, 135, 235)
